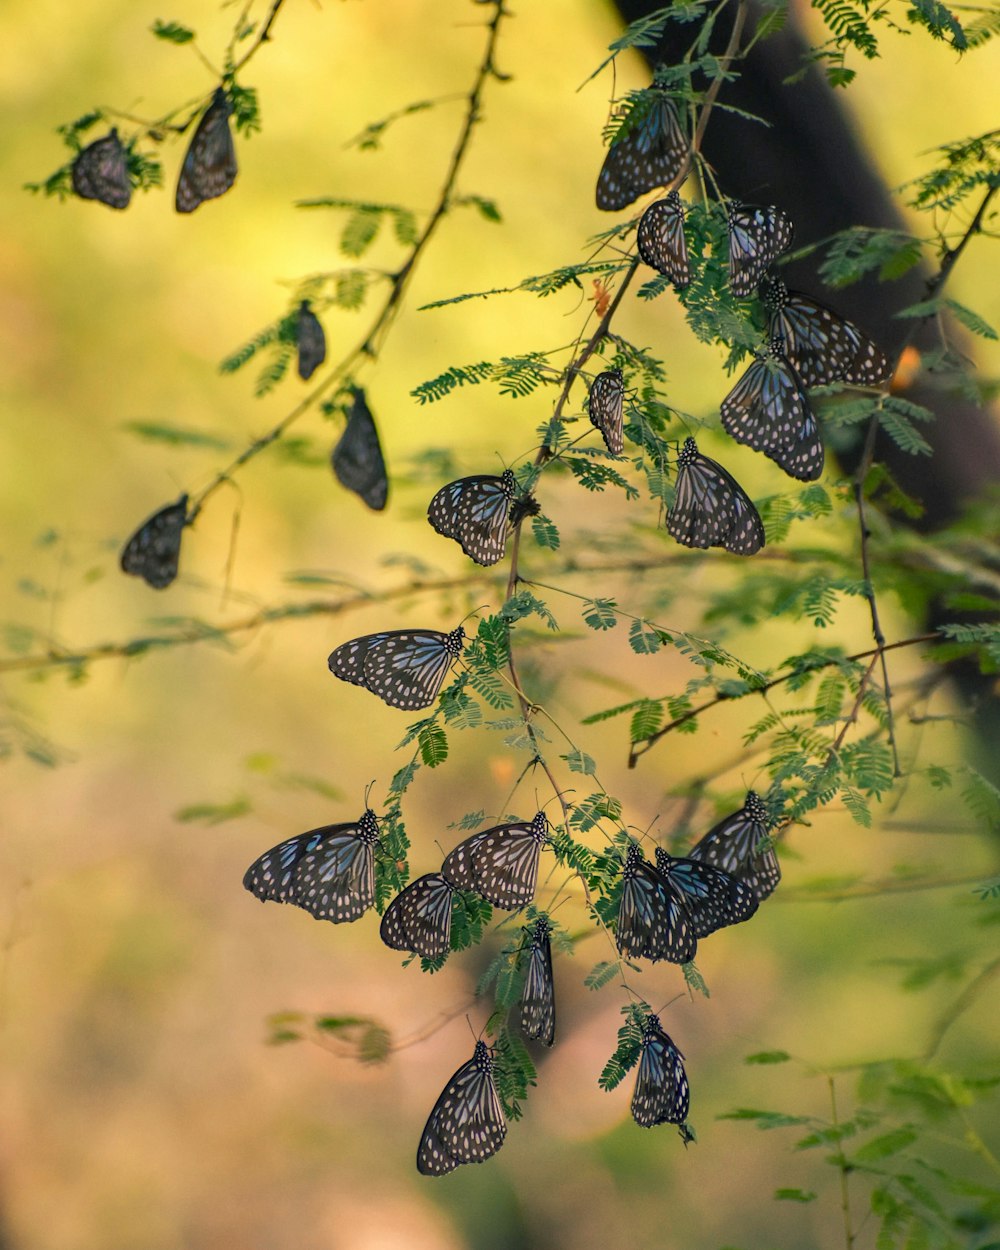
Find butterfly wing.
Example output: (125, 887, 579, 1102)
(331, 387, 389, 511)
(617, 844, 696, 964)
(427, 471, 515, 566)
(763, 279, 892, 387)
(296, 301, 326, 381)
(667, 438, 765, 556)
(596, 95, 687, 212)
(72, 129, 131, 210)
(292, 809, 380, 923)
(588, 370, 625, 455)
(327, 631, 391, 686)
(120, 494, 189, 589)
(720, 346, 824, 482)
(520, 916, 556, 1046)
(728, 204, 794, 297)
(243, 829, 326, 904)
(360, 627, 464, 710)
(175, 87, 238, 213)
(380, 873, 455, 959)
(631, 1014, 690, 1127)
(654, 849, 758, 937)
(441, 811, 548, 909)
(688, 791, 780, 902)
(636, 192, 690, 287)
(417, 1040, 507, 1174)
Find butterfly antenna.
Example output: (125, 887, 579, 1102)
(363, 778, 378, 808)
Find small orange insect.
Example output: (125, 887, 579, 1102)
(592, 278, 612, 318)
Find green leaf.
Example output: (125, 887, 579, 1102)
(853, 1127, 918, 1161)
(745, 1050, 792, 1065)
(122, 420, 229, 449)
(174, 796, 251, 824)
(774, 1189, 818, 1203)
(562, 749, 596, 776)
(151, 19, 195, 43)
(628, 619, 664, 654)
(630, 699, 663, 743)
(583, 599, 618, 630)
(531, 514, 560, 550)
(584, 960, 619, 991)
(417, 722, 448, 768)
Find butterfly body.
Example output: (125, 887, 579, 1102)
(328, 626, 464, 710)
(688, 790, 780, 903)
(637, 191, 690, 287)
(427, 470, 520, 566)
(721, 338, 824, 481)
(520, 915, 555, 1046)
(72, 128, 131, 209)
(380, 872, 456, 959)
(588, 370, 625, 455)
(596, 94, 687, 212)
(441, 811, 548, 909)
(175, 87, 237, 214)
(653, 848, 758, 937)
(727, 203, 794, 297)
(667, 438, 764, 555)
(296, 301, 326, 381)
(417, 1040, 507, 1175)
(616, 843, 696, 964)
(331, 387, 388, 511)
(631, 1013, 690, 1127)
(120, 494, 189, 589)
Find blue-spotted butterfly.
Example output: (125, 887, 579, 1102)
(328, 626, 464, 710)
(175, 86, 237, 213)
(416, 1039, 507, 1175)
(667, 437, 765, 555)
(637, 191, 690, 288)
(296, 301, 326, 381)
(688, 791, 780, 903)
(631, 1013, 690, 1127)
(653, 847, 758, 937)
(331, 387, 388, 511)
(427, 469, 531, 566)
(380, 872, 456, 959)
(441, 811, 548, 909)
(727, 202, 794, 297)
(520, 915, 555, 1047)
(120, 494, 189, 589)
(616, 843, 696, 964)
(72, 128, 130, 210)
(596, 94, 688, 212)
(589, 369, 625, 455)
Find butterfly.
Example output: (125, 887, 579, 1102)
(296, 301, 326, 381)
(720, 337, 824, 481)
(328, 626, 465, 710)
(760, 276, 892, 388)
(175, 86, 237, 214)
(589, 370, 625, 455)
(727, 202, 794, 298)
(428, 469, 523, 566)
(636, 191, 690, 288)
(518, 915, 556, 1047)
(416, 1039, 507, 1175)
(688, 790, 780, 903)
(596, 94, 688, 212)
(242, 808, 380, 923)
(441, 811, 549, 909)
(630, 1013, 690, 1127)
(616, 843, 696, 964)
(331, 387, 388, 511)
(119, 494, 189, 589)
(72, 128, 130, 210)
(653, 848, 758, 938)
(380, 872, 456, 960)
(667, 437, 765, 556)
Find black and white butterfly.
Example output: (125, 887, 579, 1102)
(667, 437, 765, 556)
(427, 469, 527, 566)
(380, 872, 456, 960)
(761, 276, 892, 388)
(630, 1013, 690, 1127)
(721, 337, 824, 481)
(417, 1039, 507, 1175)
(637, 191, 690, 288)
(727, 202, 794, 298)
(175, 86, 237, 214)
(441, 811, 549, 910)
(520, 915, 556, 1047)
(653, 848, 758, 938)
(296, 301, 326, 381)
(616, 843, 696, 964)
(72, 128, 130, 210)
(589, 370, 625, 455)
(596, 94, 688, 212)
(328, 626, 465, 710)
(242, 808, 380, 923)
(331, 387, 388, 511)
(120, 494, 189, 589)
(688, 791, 780, 903)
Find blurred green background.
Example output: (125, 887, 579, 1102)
(2, 2, 998, 1247)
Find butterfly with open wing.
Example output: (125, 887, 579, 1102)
(637, 191, 690, 288)
(721, 336, 824, 482)
(653, 847, 758, 937)
(120, 494, 189, 589)
(380, 872, 456, 960)
(616, 843, 697, 965)
(296, 301, 326, 381)
(441, 811, 549, 910)
(760, 276, 892, 388)
(417, 1039, 507, 1175)
(688, 790, 780, 903)
(331, 386, 388, 511)
(631, 1013, 690, 1127)
(519, 915, 556, 1047)
(242, 808, 380, 924)
(588, 370, 625, 455)
(727, 202, 794, 298)
(428, 469, 537, 566)
(72, 128, 131, 210)
(175, 86, 237, 214)
(667, 437, 765, 556)
(328, 626, 464, 710)
(596, 93, 688, 212)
